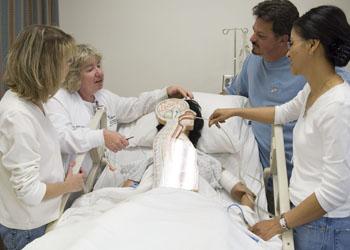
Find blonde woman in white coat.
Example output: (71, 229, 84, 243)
(45, 44, 193, 175)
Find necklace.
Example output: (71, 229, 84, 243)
(304, 74, 342, 115)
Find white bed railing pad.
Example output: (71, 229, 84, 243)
(269, 124, 294, 250)
(46, 107, 107, 232)
(84, 108, 107, 193)
(270, 125, 289, 214)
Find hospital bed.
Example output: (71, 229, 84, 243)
(36, 94, 293, 250)
(265, 125, 294, 250)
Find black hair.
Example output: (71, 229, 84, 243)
(293, 5, 350, 67)
(253, 0, 299, 38)
(156, 99, 204, 148)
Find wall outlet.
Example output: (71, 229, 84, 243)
(221, 74, 234, 92)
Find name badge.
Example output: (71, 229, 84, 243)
(108, 115, 118, 127)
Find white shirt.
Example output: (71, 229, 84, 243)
(0, 91, 65, 229)
(275, 82, 350, 217)
(45, 88, 167, 173)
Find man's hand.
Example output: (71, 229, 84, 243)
(103, 129, 129, 152)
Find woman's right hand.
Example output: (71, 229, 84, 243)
(208, 108, 235, 128)
(64, 164, 84, 193)
(103, 129, 129, 152)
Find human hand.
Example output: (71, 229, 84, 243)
(166, 85, 193, 99)
(103, 129, 129, 152)
(122, 179, 140, 188)
(208, 108, 235, 128)
(231, 182, 256, 207)
(249, 218, 283, 241)
(241, 193, 256, 210)
(64, 163, 84, 193)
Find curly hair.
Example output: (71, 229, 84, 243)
(62, 44, 102, 92)
(253, 0, 299, 38)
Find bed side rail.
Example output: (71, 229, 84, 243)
(46, 107, 107, 232)
(264, 124, 294, 250)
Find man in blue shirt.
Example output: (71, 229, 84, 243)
(225, 0, 350, 213)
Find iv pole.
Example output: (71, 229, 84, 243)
(221, 28, 249, 91)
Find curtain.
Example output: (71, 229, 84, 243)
(0, 0, 59, 99)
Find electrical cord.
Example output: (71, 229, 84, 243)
(227, 203, 250, 227)
(197, 116, 269, 220)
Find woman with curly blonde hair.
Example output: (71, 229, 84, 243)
(45, 44, 193, 176)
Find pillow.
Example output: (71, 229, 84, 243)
(118, 92, 249, 153)
(117, 112, 158, 148)
(193, 92, 249, 154)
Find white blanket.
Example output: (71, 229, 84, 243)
(25, 96, 278, 249)
(25, 174, 281, 250)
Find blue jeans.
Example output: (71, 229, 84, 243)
(294, 216, 350, 250)
(0, 223, 46, 250)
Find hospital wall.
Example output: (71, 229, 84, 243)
(59, 0, 350, 96)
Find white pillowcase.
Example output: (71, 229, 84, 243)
(117, 112, 158, 148)
(117, 92, 249, 154)
(193, 92, 249, 154)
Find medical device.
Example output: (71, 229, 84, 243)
(221, 27, 250, 92)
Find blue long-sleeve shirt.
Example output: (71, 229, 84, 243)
(225, 54, 350, 187)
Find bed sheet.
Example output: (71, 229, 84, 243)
(25, 177, 281, 250)
(24, 139, 277, 249)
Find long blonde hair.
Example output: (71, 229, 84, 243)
(3, 25, 75, 103)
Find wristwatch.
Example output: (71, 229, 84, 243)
(279, 213, 289, 232)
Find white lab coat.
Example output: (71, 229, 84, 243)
(0, 91, 64, 230)
(45, 88, 167, 173)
